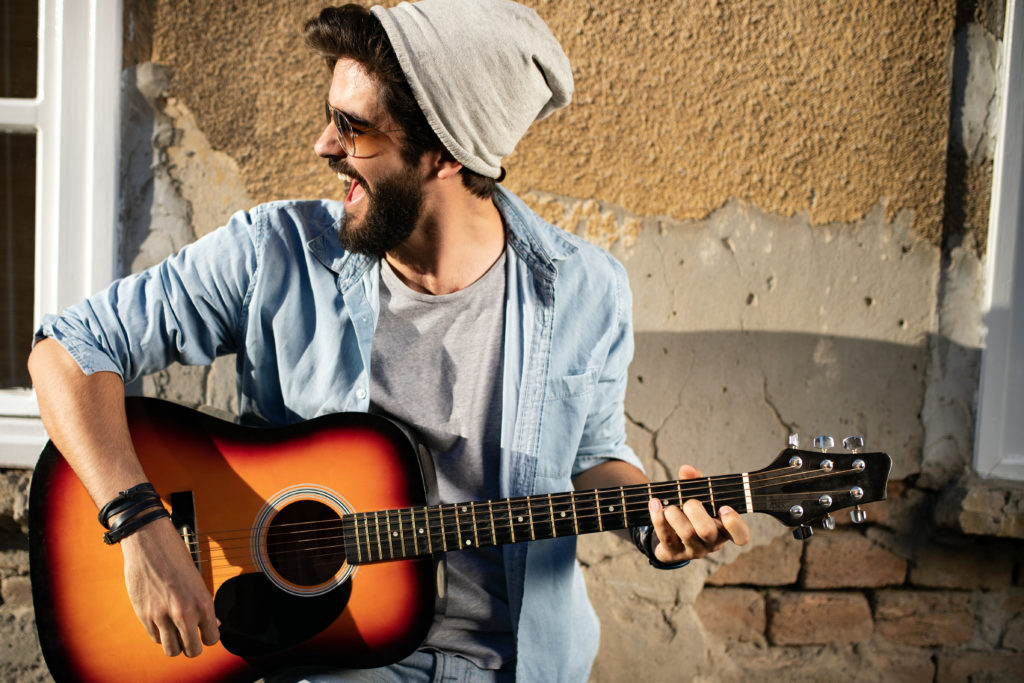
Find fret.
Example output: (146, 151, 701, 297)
(410, 508, 418, 556)
(529, 496, 552, 541)
(707, 477, 715, 512)
(594, 490, 602, 531)
(438, 506, 449, 552)
(470, 502, 480, 548)
(596, 488, 625, 531)
(423, 507, 433, 554)
(507, 498, 516, 543)
(570, 491, 579, 535)
(384, 510, 394, 559)
(362, 514, 373, 562)
(396, 508, 405, 558)
(676, 479, 683, 509)
(508, 497, 531, 542)
(527, 497, 536, 541)
(454, 503, 463, 548)
(488, 499, 497, 546)
(548, 494, 557, 538)
(373, 511, 383, 561)
(353, 514, 363, 563)
(619, 487, 628, 528)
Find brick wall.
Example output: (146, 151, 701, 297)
(695, 487, 1024, 681)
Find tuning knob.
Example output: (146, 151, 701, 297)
(822, 514, 836, 531)
(843, 436, 864, 453)
(813, 435, 834, 451)
(792, 525, 813, 540)
(788, 433, 800, 448)
(850, 506, 868, 524)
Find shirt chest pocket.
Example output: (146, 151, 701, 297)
(545, 367, 599, 399)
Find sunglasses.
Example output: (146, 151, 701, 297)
(324, 99, 399, 158)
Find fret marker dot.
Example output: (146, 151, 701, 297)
(465, 539, 473, 546)
(462, 506, 468, 513)
(517, 516, 524, 523)
(560, 511, 566, 517)
(418, 528, 424, 534)
(608, 506, 615, 512)
(392, 531, 398, 537)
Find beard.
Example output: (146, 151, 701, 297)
(332, 160, 424, 257)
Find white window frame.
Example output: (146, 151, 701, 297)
(0, 0, 122, 467)
(975, 0, 1024, 479)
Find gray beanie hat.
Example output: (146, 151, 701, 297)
(370, 0, 573, 179)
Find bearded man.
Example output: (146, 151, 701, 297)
(28, 2, 749, 681)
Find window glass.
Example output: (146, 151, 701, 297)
(1, 132, 35, 389)
(0, 0, 39, 98)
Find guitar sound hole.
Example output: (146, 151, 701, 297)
(266, 500, 346, 587)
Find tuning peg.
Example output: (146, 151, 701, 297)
(843, 436, 864, 453)
(850, 506, 868, 524)
(813, 435, 834, 451)
(792, 525, 813, 540)
(822, 514, 836, 531)
(788, 433, 800, 448)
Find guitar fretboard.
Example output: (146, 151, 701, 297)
(341, 476, 753, 564)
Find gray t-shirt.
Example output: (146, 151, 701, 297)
(369, 251, 513, 670)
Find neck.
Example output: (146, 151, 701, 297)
(385, 191, 505, 295)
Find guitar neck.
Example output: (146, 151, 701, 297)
(343, 475, 751, 564)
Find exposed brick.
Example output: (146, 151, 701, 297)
(0, 575, 33, 611)
(694, 587, 766, 643)
(936, 651, 1024, 683)
(802, 532, 907, 588)
(911, 541, 1015, 589)
(706, 533, 802, 586)
(767, 591, 872, 645)
(875, 590, 973, 646)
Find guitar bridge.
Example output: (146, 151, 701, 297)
(170, 491, 200, 570)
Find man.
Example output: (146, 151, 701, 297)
(28, 1, 749, 681)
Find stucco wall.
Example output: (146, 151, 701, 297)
(3, 1, 1022, 681)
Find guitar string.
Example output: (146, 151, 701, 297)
(173, 467, 813, 554)
(179, 468, 869, 572)
(170, 465, 847, 545)
(178, 467, 861, 559)
(201, 482, 875, 581)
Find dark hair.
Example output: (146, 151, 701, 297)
(304, 4, 497, 199)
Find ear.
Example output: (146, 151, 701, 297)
(423, 149, 463, 180)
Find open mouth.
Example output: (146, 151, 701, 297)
(337, 171, 367, 210)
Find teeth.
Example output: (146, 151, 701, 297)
(337, 172, 351, 183)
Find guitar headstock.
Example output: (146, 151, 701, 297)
(749, 435, 891, 538)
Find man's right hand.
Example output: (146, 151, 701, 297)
(120, 517, 220, 657)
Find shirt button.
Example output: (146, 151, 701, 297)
(356, 388, 367, 399)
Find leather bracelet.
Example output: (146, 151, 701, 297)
(103, 500, 170, 545)
(631, 525, 690, 570)
(98, 483, 160, 530)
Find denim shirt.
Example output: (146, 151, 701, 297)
(37, 186, 642, 681)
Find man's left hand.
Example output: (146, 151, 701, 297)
(648, 464, 751, 563)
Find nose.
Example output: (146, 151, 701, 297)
(314, 122, 346, 159)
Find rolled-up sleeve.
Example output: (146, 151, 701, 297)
(34, 209, 260, 382)
(570, 256, 642, 477)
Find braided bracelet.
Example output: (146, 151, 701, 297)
(630, 525, 690, 570)
(98, 483, 170, 544)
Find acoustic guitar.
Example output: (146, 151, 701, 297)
(29, 397, 890, 682)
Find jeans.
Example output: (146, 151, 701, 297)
(264, 650, 515, 683)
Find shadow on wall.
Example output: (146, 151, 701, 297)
(626, 331, 957, 486)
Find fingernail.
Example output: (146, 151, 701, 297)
(720, 505, 733, 515)
(649, 499, 661, 515)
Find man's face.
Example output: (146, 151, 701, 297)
(314, 58, 425, 256)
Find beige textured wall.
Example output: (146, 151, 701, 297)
(142, 0, 956, 243)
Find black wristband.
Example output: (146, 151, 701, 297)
(103, 500, 169, 545)
(98, 483, 160, 530)
(631, 525, 690, 570)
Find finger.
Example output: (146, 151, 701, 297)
(719, 505, 751, 546)
(173, 608, 205, 658)
(660, 502, 704, 558)
(199, 611, 221, 648)
(677, 464, 703, 480)
(154, 617, 182, 657)
(682, 497, 720, 546)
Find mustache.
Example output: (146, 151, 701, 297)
(328, 159, 368, 190)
